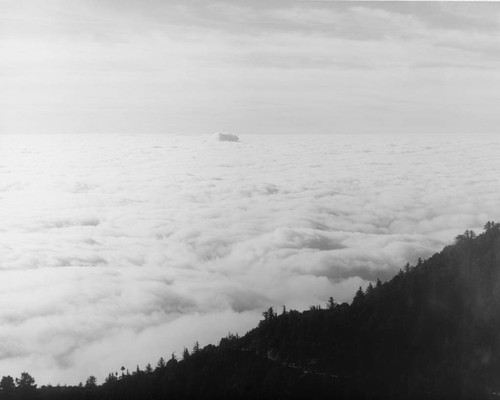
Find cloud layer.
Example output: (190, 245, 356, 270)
(1, 1, 500, 135)
(0, 133, 499, 384)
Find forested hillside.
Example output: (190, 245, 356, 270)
(2, 222, 500, 400)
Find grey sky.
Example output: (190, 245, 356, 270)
(1, 1, 499, 134)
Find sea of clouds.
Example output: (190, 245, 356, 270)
(0, 133, 499, 384)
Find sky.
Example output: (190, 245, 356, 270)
(1, 0, 500, 135)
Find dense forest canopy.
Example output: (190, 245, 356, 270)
(1, 222, 500, 399)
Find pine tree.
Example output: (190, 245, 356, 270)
(365, 282, 375, 296)
(327, 296, 337, 310)
(156, 357, 166, 369)
(193, 341, 200, 353)
(352, 286, 365, 305)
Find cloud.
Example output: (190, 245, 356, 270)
(1, 133, 500, 384)
(2, 1, 500, 135)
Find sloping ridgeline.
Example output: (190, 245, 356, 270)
(4, 222, 500, 400)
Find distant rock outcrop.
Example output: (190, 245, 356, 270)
(213, 132, 240, 142)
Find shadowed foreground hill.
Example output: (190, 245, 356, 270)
(3, 222, 500, 400)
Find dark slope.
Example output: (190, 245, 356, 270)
(3, 222, 500, 400)
(237, 223, 500, 399)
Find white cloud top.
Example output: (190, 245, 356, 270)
(0, 133, 499, 384)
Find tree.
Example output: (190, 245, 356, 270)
(85, 375, 97, 388)
(183, 347, 190, 359)
(16, 372, 36, 389)
(327, 296, 337, 310)
(167, 352, 178, 368)
(403, 262, 412, 273)
(262, 307, 276, 323)
(483, 221, 499, 237)
(0, 375, 15, 393)
(484, 221, 496, 232)
(156, 357, 166, 369)
(365, 282, 375, 296)
(455, 229, 477, 244)
(466, 230, 476, 239)
(16, 372, 37, 399)
(352, 286, 365, 305)
(105, 373, 117, 384)
(193, 341, 200, 353)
